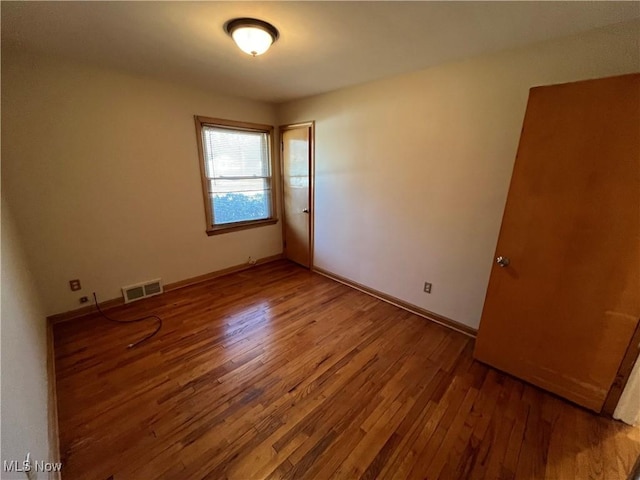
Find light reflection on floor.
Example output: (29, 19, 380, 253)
(221, 299, 274, 348)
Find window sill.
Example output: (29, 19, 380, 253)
(206, 218, 278, 236)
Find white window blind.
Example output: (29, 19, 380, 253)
(201, 126, 272, 225)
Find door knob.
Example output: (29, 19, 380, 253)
(302, 208, 309, 213)
(496, 256, 510, 267)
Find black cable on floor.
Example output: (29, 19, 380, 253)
(93, 292, 163, 348)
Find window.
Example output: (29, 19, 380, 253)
(194, 116, 277, 235)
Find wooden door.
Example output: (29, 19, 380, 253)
(474, 74, 640, 412)
(282, 124, 313, 268)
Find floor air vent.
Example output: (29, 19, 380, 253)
(122, 279, 163, 304)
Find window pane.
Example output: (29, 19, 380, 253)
(199, 123, 273, 227)
(208, 178, 270, 194)
(211, 190, 271, 224)
(202, 127, 269, 179)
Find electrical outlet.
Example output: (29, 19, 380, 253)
(423, 282, 432, 294)
(69, 279, 81, 291)
(248, 256, 257, 265)
(79, 296, 89, 304)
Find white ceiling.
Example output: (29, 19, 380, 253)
(2, 1, 639, 103)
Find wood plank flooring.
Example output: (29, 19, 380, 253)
(53, 260, 640, 480)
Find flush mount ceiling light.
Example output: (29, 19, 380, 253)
(224, 18, 279, 57)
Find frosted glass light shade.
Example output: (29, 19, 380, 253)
(225, 18, 279, 57)
(232, 27, 273, 56)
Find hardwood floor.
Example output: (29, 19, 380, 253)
(53, 260, 640, 480)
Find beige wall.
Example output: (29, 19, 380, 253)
(1, 50, 282, 316)
(2, 22, 638, 328)
(1, 198, 51, 470)
(277, 21, 640, 329)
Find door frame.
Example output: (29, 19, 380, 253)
(279, 121, 315, 270)
(602, 320, 640, 415)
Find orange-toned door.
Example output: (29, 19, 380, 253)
(282, 125, 313, 268)
(474, 74, 640, 412)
